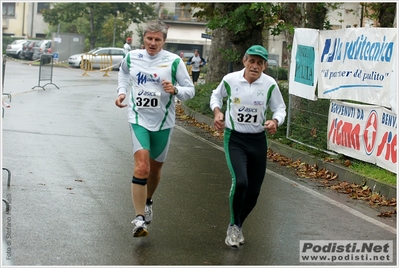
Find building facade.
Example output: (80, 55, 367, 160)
(2, 2, 49, 38)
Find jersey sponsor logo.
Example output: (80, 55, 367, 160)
(238, 106, 258, 113)
(253, 101, 264, 106)
(136, 72, 161, 85)
(137, 90, 158, 97)
(233, 97, 241, 104)
(138, 53, 144, 59)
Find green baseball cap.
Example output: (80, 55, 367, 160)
(246, 45, 268, 61)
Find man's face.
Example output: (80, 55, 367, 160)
(194, 51, 199, 56)
(144, 31, 165, 56)
(243, 55, 267, 83)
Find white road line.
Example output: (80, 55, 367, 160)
(269, 169, 396, 235)
(175, 124, 397, 235)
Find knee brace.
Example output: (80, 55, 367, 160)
(132, 176, 147, 186)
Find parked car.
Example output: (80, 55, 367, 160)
(21, 40, 39, 60)
(68, 47, 125, 70)
(268, 59, 279, 67)
(31, 40, 51, 61)
(6, 39, 29, 59)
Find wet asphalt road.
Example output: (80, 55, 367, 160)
(1, 60, 397, 266)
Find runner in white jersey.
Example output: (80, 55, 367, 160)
(210, 45, 286, 248)
(186, 49, 206, 86)
(115, 20, 195, 237)
(123, 37, 132, 56)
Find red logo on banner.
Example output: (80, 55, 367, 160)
(363, 110, 378, 155)
(328, 118, 361, 150)
(377, 132, 397, 164)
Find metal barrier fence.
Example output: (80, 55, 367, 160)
(81, 54, 113, 77)
(2, 56, 11, 101)
(2, 56, 12, 210)
(32, 54, 59, 90)
(286, 93, 333, 154)
(2, 56, 12, 117)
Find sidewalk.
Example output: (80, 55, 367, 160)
(180, 104, 397, 200)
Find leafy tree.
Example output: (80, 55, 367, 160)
(43, 3, 155, 49)
(277, 3, 340, 72)
(361, 3, 396, 27)
(185, 3, 281, 82)
(185, 2, 340, 83)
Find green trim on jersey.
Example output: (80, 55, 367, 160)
(266, 84, 276, 104)
(223, 80, 235, 130)
(158, 58, 180, 130)
(171, 58, 180, 85)
(223, 128, 237, 225)
(126, 54, 139, 123)
(261, 84, 277, 125)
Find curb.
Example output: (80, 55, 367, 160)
(180, 103, 396, 200)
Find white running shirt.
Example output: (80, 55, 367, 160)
(123, 43, 132, 55)
(210, 68, 286, 134)
(117, 49, 195, 131)
(189, 55, 205, 72)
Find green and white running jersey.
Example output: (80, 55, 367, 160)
(210, 69, 286, 134)
(117, 49, 195, 131)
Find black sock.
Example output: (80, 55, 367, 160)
(146, 198, 153, 205)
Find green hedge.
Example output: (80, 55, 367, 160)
(266, 66, 288, 80)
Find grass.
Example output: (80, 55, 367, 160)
(185, 81, 397, 187)
(349, 160, 397, 185)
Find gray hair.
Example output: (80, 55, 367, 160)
(243, 53, 267, 64)
(143, 20, 168, 40)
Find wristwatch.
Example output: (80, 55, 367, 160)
(173, 87, 179, 95)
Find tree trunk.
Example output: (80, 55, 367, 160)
(223, 3, 264, 72)
(306, 3, 328, 29)
(230, 29, 263, 72)
(89, 8, 96, 49)
(379, 3, 396, 27)
(206, 27, 230, 83)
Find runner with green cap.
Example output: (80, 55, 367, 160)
(210, 44, 286, 248)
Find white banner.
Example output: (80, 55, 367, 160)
(318, 28, 397, 108)
(288, 28, 319, 101)
(327, 100, 397, 173)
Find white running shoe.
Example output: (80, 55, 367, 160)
(225, 224, 240, 248)
(144, 204, 153, 224)
(132, 217, 148, 237)
(238, 228, 244, 245)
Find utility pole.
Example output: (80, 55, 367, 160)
(112, 8, 117, 47)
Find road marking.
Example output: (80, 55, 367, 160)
(175, 124, 397, 235)
(269, 169, 397, 235)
